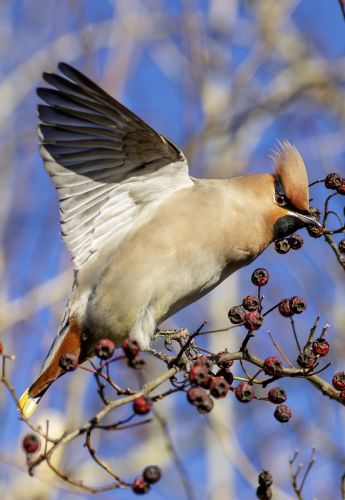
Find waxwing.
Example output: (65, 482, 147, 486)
(19, 63, 320, 418)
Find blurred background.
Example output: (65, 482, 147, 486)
(0, 1, 344, 499)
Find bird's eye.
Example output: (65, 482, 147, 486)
(275, 194, 288, 206)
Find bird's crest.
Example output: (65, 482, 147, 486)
(270, 141, 309, 212)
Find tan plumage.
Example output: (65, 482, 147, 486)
(18, 63, 320, 418)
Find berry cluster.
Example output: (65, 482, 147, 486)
(275, 233, 303, 254)
(132, 465, 161, 495)
(278, 296, 307, 317)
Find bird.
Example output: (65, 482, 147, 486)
(19, 62, 320, 418)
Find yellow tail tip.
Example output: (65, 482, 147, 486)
(18, 388, 38, 418)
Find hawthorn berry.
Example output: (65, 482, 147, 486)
(312, 338, 330, 357)
(289, 296, 307, 314)
(143, 465, 161, 484)
(332, 372, 345, 391)
(325, 172, 342, 190)
(59, 353, 78, 371)
(337, 178, 345, 195)
(217, 368, 234, 385)
(288, 233, 304, 250)
(243, 311, 264, 331)
(258, 470, 273, 489)
(235, 383, 254, 403)
(339, 239, 345, 254)
(278, 299, 293, 317)
(274, 238, 290, 254)
(297, 352, 316, 370)
(194, 355, 213, 370)
(132, 476, 150, 495)
(189, 364, 211, 388)
(307, 225, 323, 238)
(22, 434, 41, 454)
(267, 387, 287, 404)
(274, 404, 292, 422)
(309, 206, 321, 220)
(256, 486, 272, 500)
(251, 268, 269, 286)
(228, 305, 245, 324)
(95, 339, 115, 360)
(263, 356, 283, 377)
(242, 295, 260, 311)
(133, 396, 152, 415)
(187, 387, 214, 413)
(216, 351, 234, 369)
(339, 390, 345, 404)
(122, 338, 140, 359)
(209, 376, 230, 398)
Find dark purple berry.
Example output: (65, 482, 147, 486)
(263, 356, 283, 377)
(94, 339, 115, 360)
(289, 296, 307, 314)
(288, 233, 304, 250)
(133, 396, 152, 415)
(143, 465, 161, 484)
(228, 305, 245, 324)
(307, 225, 323, 238)
(278, 299, 293, 317)
(274, 404, 292, 422)
(59, 353, 78, 371)
(243, 311, 264, 331)
(332, 372, 345, 391)
(235, 383, 254, 402)
(251, 268, 269, 286)
(337, 178, 345, 195)
(312, 338, 330, 357)
(325, 172, 342, 190)
(268, 387, 287, 404)
(338, 239, 345, 254)
(258, 470, 273, 489)
(274, 238, 290, 254)
(132, 476, 150, 494)
(22, 434, 41, 454)
(209, 376, 229, 398)
(242, 295, 259, 311)
(217, 368, 234, 385)
(256, 485, 272, 499)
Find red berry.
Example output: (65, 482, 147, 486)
(242, 295, 259, 311)
(288, 233, 304, 250)
(22, 434, 41, 454)
(263, 356, 283, 377)
(122, 338, 140, 359)
(228, 305, 245, 324)
(251, 268, 269, 286)
(189, 364, 211, 388)
(133, 396, 152, 415)
(94, 339, 115, 360)
(274, 404, 292, 423)
(332, 372, 345, 391)
(274, 238, 290, 254)
(0, 342, 3, 354)
(216, 368, 234, 385)
(143, 465, 161, 484)
(312, 338, 330, 357)
(278, 299, 293, 317)
(194, 355, 212, 370)
(289, 296, 307, 314)
(267, 387, 287, 404)
(339, 239, 345, 254)
(258, 470, 273, 488)
(209, 376, 229, 398)
(187, 387, 213, 413)
(59, 353, 78, 371)
(235, 383, 254, 403)
(216, 351, 234, 369)
(132, 476, 150, 495)
(297, 352, 316, 370)
(325, 172, 342, 190)
(336, 178, 345, 195)
(243, 311, 264, 331)
(339, 390, 345, 403)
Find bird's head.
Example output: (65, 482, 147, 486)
(268, 141, 321, 240)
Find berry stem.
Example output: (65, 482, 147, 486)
(290, 317, 302, 353)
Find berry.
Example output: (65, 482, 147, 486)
(339, 390, 345, 404)
(278, 299, 293, 317)
(22, 434, 41, 454)
(251, 268, 269, 286)
(197, 395, 214, 414)
(274, 404, 292, 423)
(297, 352, 316, 370)
(263, 356, 283, 377)
(325, 172, 342, 190)
(288, 233, 304, 250)
(312, 338, 330, 357)
(216, 368, 234, 385)
(216, 351, 234, 369)
(194, 355, 213, 370)
(187, 386, 214, 412)
(0, 342, 3, 354)
(256, 486, 272, 499)
(133, 396, 152, 415)
(274, 238, 290, 254)
(143, 465, 161, 484)
(267, 387, 287, 404)
(258, 470, 273, 488)
(309, 206, 321, 220)
(94, 339, 115, 360)
(243, 311, 264, 331)
(122, 338, 140, 359)
(228, 305, 245, 324)
(332, 371, 345, 391)
(307, 225, 323, 238)
(235, 383, 254, 403)
(132, 476, 150, 495)
(189, 364, 211, 388)
(242, 295, 259, 311)
(59, 353, 78, 371)
(209, 376, 230, 398)
(337, 178, 345, 195)
(339, 239, 345, 254)
(289, 296, 307, 314)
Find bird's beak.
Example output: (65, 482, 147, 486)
(293, 212, 322, 229)
(18, 388, 39, 418)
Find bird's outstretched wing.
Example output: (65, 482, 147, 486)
(38, 62, 192, 270)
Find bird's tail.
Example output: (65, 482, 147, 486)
(18, 316, 82, 418)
